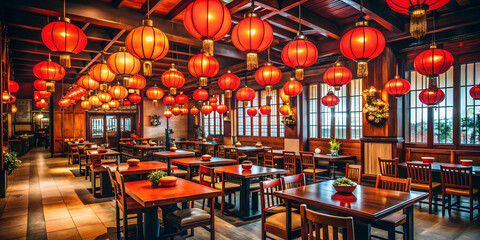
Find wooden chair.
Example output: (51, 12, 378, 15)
(229, 148, 238, 160)
(281, 173, 306, 189)
(300, 152, 327, 183)
(260, 178, 302, 240)
(206, 145, 215, 156)
(300, 204, 355, 240)
(217, 145, 226, 158)
(378, 157, 399, 177)
(194, 143, 202, 156)
(67, 143, 75, 164)
(372, 175, 411, 240)
(440, 166, 479, 221)
(198, 166, 239, 214)
(345, 164, 362, 185)
(407, 162, 441, 214)
(283, 151, 297, 175)
(264, 148, 274, 168)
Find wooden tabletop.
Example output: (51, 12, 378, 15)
(272, 150, 356, 161)
(124, 179, 222, 208)
(67, 141, 92, 146)
(133, 144, 166, 150)
(399, 161, 480, 174)
(153, 150, 195, 158)
(171, 157, 237, 167)
(213, 164, 290, 178)
(120, 138, 151, 141)
(223, 146, 268, 152)
(87, 149, 121, 156)
(274, 180, 428, 220)
(103, 162, 177, 175)
(175, 141, 220, 146)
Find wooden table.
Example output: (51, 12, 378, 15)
(176, 141, 220, 155)
(102, 161, 177, 176)
(399, 161, 480, 175)
(122, 144, 166, 161)
(153, 150, 195, 175)
(125, 179, 221, 240)
(213, 164, 290, 219)
(86, 149, 121, 197)
(274, 180, 428, 240)
(171, 157, 237, 180)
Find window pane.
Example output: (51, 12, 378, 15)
(260, 91, 268, 136)
(320, 84, 332, 138)
(434, 68, 454, 144)
(308, 84, 318, 138)
(92, 118, 104, 138)
(460, 62, 480, 144)
(350, 78, 363, 139)
(335, 86, 347, 139)
(408, 71, 428, 143)
(237, 99, 244, 136)
(270, 90, 278, 137)
(252, 91, 259, 136)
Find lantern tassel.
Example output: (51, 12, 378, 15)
(357, 61, 368, 77)
(59, 54, 71, 68)
(153, 100, 158, 107)
(295, 68, 304, 80)
(410, 8, 427, 39)
(46, 82, 56, 93)
(199, 77, 208, 87)
(247, 52, 258, 70)
(143, 60, 153, 77)
(123, 77, 131, 88)
(169, 87, 177, 95)
(203, 39, 214, 56)
(225, 90, 232, 99)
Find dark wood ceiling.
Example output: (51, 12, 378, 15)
(2, 0, 480, 94)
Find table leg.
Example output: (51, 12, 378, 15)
(210, 197, 215, 240)
(187, 166, 192, 181)
(167, 157, 171, 176)
(239, 178, 251, 218)
(354, 220, 371, 240)
(144, 206, 160, 240)
(331, 162, 335, 179)
(405, 205, 414, 240)
(286, 200, 292, 240)
(100, 171, 113, 196)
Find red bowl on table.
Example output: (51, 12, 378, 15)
(333, 184, 357, 195)
(97, 149, 107, 153)
(202, 155, 212, 161)
(160, 176, 177, 187)
(241, 161, 253, 170)
(127, 159, 140, 166)
(149, 142, 156, 146)
(78, 139, 84, 143)
(460, 159, 473, 166)
(170, 147, 177, 152)
(421, 157, 434, 163)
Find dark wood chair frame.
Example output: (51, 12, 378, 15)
(300, 204, 355, 240)
(300, 151, 327, 183)
(406, 162, 440, 214)
(345, 164, 362, 185)
(378, 157, 399, 177)
(283, 151, 297, 175)
(281, 173, 306, 190)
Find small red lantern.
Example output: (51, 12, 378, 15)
(180, 107, 189, 115)
(78, 75, 100, 90)
(108, 99, 120, 109)
(11, 105, 17, 113)
(188, 53, 219, 87)
(41, 18, 87, 68)
(2, 92, 10, 102)
(176, 93, 189, 107)
(128, 75, 147, 89)
(36, 91, 51, 99)
(193, 88, 209, 101)
(209, 97, 218, 104)
(5, 95, 16, 104)
(122, 99, 131, 106)
(8, 81, 19, 93)
(34, 92, 41, 101)
(36, 99, 48, 109)
(162, 63, 185, 95)
(236, 86, 255, 106)
(146, 86, 165, 106)
(281, 35, 318, 80)
(385, 76, 411, 97)
(128, 94, 142, 104)
(89, 61, 116, 83)
(419, 87, 445, 107)
(107, 47, 141, 78)
(58, 99, 71, 108)
(216, 104, 227, 114)
(279, 105, 291, 116)
(247, 107, 257, 117)
(190, 106, 199, 115)
(34, 80, 48, 91)
(210, 103, 218, 111)
(470, 85, 480, 100)
(323, 62, 352, 91)
(259, 105, 271, 115)
(255, 63, 282, 96)
(89, 95, 102, 106)
(98, 92, 112, 103)
(321, 91, 340, 108)
(109, 84, 129, 99)
(172, 107, 181, 116)
(81, 100, 91, 110)
(163, 95, 176, 106)
(414, 43, 453, 78)
(283, 78, 303, 97)
(164, 110, 173, 118)
(33, 59, 65, 90)
(201, 105, 213, 115)
(218, 70, 240, 99)
(102, 103, 111, 111)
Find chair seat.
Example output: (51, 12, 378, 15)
(411, 182, 441, 191)
(214, 182, 240, 190)
(273, 156, 283, 159)
(250, 182, 260, 189)
(192, 175, 211, 183)
(166, 208, 211, 228)
(375, 212, 406, 227)
(303, 168, 328, 174)
(265, 212, 302, 231)
(101, 159, 117, 164)
(172, 169, 188, 176)
(265, 205, 299, 214)
(445, 187, 479, 196)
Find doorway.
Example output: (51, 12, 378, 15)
(88, 113, 136, 149)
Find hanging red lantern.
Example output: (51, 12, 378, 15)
(89, 95, 102, 106)
(5, 95, 16, 104)
(108, 99, 120, 109)
(36, 91, 51, 99)
(122, 99, 131, 106)
(259, 105, 271, 115)
(387, 0, 450, 39)
(255, 63, 282, 96)
(162, 63, 185, 95)
(385, 75, 411, 97)
(146, 86, 165, 106)
(98, 92, 112, 103)
(90, 61, 116, 83)
(231, 7, 273, 70)
(41, 17, 87, 68)
(340, 17, 385, 77)
(188, 53, 219, 87)
(164, 110, 173, 118)
(470, 85, 480, 100)
(33, 59, 65, 81)
(8, 81, 19, 93)
(190, 106, 199, 115)
(321, 91, 340, 108)
(279, 88, 290, 103)
(125, 19, 169, 76)
(128, 74, 147, 89)
(180, 107, 189, 115)
(209, 97, 218, 104)
(58, 99, 70, 108)
(34, 80, 48, 91)
(323, 62, 352, 91)
(11, 105, 17, 113)
(281, 35, 318, 80)
(34, 92, 41, 101)
(183, 0, 231, 55)
(279, 104, 291, 116)
(107, 47, 141, 80)
(81, 100, 91, 110)
(36, 99, 48, 109)
(172, 107, 181, 116)
(216, 104, 227, 114)
(77, 75, 100, 90)
(210, 103, 218, 111)
(176, 93, 189, 107)
(102, 103, 111, 111)
(414, 43, 453, 77)
(109, 84, 129, 100)
(236, 86, 255, 106)
(283, 78, 303, 97)
(163, 94, 176, 106)
(201, 104, 213, 115)
(2, 92, 10, 102)
(218, 70, 240, 99)
(193, 88, 209, 101)
(128, 94, 142, 104)
(419, 87, 445, 106)
(247, 107, 257, 117)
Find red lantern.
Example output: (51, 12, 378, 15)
(340, 17, 385, 77)
(259, 105, 271, 115)
(5, 95, 16, 104)
(209, 97, 218, 104)
(128, 75, 147, 89)
(128, 94, 142, 104)
(8, 81, 19, 93)
(98, 92, 112, 103)
(279, 88, 290, 103)
(146, 86, 165, 106)
(470, 85, 480, 100)
(89, 95, 102, 106)
(201, 105, 213, 115)
(236, 86, 255, 106)
(321, 91, 340, 108)
(162, 64, 185, 95)
(255, 63, 282, 95)
(36, 91, 51, 99)
(279, 105, 291, 116)
(385, 76, 411, 97)
(81, 100, 91, 110)
(231, 9, 273, 70)
(188, 53, 219, 87)
(281, 35, 318, 80)
(210, 103, 218, 111)
(323, 62, 352, 91)
(34, 80, 48, 91)
(125, 19, 169, 77)
(36, 99, 48, 109)
(176, 93, 189, 106)
(2, 92, 10, 102)
(122, 100, 131, 106)
(108, 99, 120, 109)
(109, 84, 129, 100)
(164, 110, 173, 118)
(102, 103, 111, 111)
(11, 105, 17, 113)
(216, 104, 227, 114)
(387, 0, 450, 39)
(180, 107, 189, 115)
(183, 0, 231, 55)
(77, 75, 99, 90)
(172, 107, 181, 116)
(34, 92, 41, 101)
(247, 107, 257, 117)
(218, 70, 240, 99)
(41, 18, 87, 68)
(419, 87, 445, 106)
(163, 95, 176, 106)
(107, 47, 141, 77)
(193, 88, 209, 101)
(190, 106, 199, 115)
(283, 78, 303, 97)
(89, 61, 115, 82)
(58, 99, 70, 108)
(414, 44, 453, 78)
(33, 59, 65, 81)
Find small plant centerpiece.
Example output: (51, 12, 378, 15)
(3, 151, 21, 175)
(329, 138, 341, 157)
(147, 170, 166, 187)
(332, 177, 357, 194)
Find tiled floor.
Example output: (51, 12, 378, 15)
(0, 147, 479, 240)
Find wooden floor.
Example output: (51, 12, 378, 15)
(0, 148, 479, 240)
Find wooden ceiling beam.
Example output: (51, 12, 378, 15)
(165, 0, 194, 20)
(141, 0, 167, 16)
(226, 0, 251, 14)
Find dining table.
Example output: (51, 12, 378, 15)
(175, 140, 220, 155)
(121, 144, 166, 161)
(399, 161, 480, 175)
(102, 161, 176, 176)
(171, 157, 237, 180)
(124, 178, 221, 240)
(274, 180, 428, 240)
(212, 164, 290, 220)
(87, 149, 122, 197)
(152, 150, 195, 175)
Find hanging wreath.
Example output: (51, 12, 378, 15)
(362, 89, 389, 125)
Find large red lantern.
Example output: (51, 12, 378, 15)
(164, 110, 173, 118)
(81, 100, 91, 110)
(176, 93, 189, 107)
(188, 53, 219, 87)
(77, 75, 100, 90)
(201, 104, 213, 115)
(247, 107, 257, 117)
(259, 105, 271, 115)
(470, 85, 480, 100)
(323, 62, 352, 91)
(236, 86, 255, 106)
(122, 99, 131, 106)
(162, 64, 185, 95)
(89, 61, 116, 83)
(255, 63, 282, 96)
(109, 84, 129, 100)
(163, 95, 176, 107)
(108, 99, 120, 109)
(98, 92, 112, 103)
(89, 95, 102, 107)
(340, 17, 385, 77)
(8, 81, 19, 93)
(210, 103, 218, 111)
(193, 88, 209, 102)
(33, 59, 65, 91)
(414, 44, 453, 78)
(190, 106, 199, 115)
(36, 91, 51, 99)
(107, 47, 141, 79)
(36, 99, 48, 109)
(279, 105, 291, 116)
(387, 0, 450, 39)
(102, 103, 111, 111)
(146, 86, 165, 106)
(385, 75, 411, 97)
(281, 35, 318, 80)
(283, 78, 303, 97)
(125, 19, 169, 76)
(172, 107, 181, 116)
(183, 0, 231, 55)
(419, 87, 445, 106)
(321, 91, 340, 108)
(218, 70, 240, 99)
(41, 18, 87, 68)
(34, 80, 47, 91)
(128, 94, 142, 104)
(128, 74, 147, 89)
(231, 8, 273, 70)
(216, 104, 227, 114)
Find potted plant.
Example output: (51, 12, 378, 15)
(3, 151, 21, 175)
(329, 138, 341, 157)
(147, 170, 166, 187)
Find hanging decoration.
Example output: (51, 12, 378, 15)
(201, 104, 213, 115)
(231, 0, 273, 70)
(77, 75, 99, 91)
(11, 105, 17, 113)
(36, 91, 52, 99)
(259, 105, 271, 115)
(128, 74, 147, 90)
(190, 106, 199, 115)
(89, 95, 102, 107)
(210, 102, 218, 111)
(90, 60, 116, 83)
(247, 107, 258, 117)
(323, 62, 352, 90)
(109, 84, 129, 100)
(81, 100, 91, 110)
(218, 70, 240, 99)
(58, 99, 71, 108)
(36, 99, 48, 109)
(385, 75, 411, 97)
(128, 94, 142, 104)
(362, 88, 390, 124)
(97, 92, 112, 103)
(188, 53, 219, 87)
(176, 93, 189, 107)
(146, 86, 165, 106)
(5, 95, 16, 104)
(172, 107, 181, 116)
(255, 61, 282, 98)
(33, 58, 65, 92)
(34, 80, 48, 91)
(279, 104, 291, 116)
(107, 47, 141, 85)
(216, 104, 227, 114)
(164, 110, 173, 118)
(122, 99, 131, 106)
(419, 87, 445, 106)
(8, 81, 19, 93)
(279, 88, 290, 104)
(101, 103, 111, 111)
(414, 43, 453, 78)
(33, 92, 41, 102)
(208, 96, 217, 104)
(163, 94, 176, 108)
(236, 86, 255, 107)
(180, 107, 189, 115)
(193, 88, 209, 102)
(470, 85, 480, 100)
(2, 92, 10, 102)
(162, 63, 185, 95)
(321, 91, 340, 108)
(282, 77, 303, 97)
(108, 99, 120, 109)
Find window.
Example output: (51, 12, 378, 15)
(408, 71, 428, 143)
(460, 62, 480, 144)
(308, 84, 318, 138)
(350, 78, 363, 139)
(238, 99, 244, 136)
(91, 118, 104, 138)
(260, 91, 268, 136)
(435, 69, 454, 144)
(252, 92, 259, 136)
(335, 86, 347, 139)
(204, 94, 224, 137)
(270, 90, 278, 137)
(320, 84, 332, 138)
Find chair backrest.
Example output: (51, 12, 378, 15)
(282, 173, 306, 189)
(91, 156, 102, 168)
(230, 148, 238, 160)
(376, 175, 411, 192)
(206, 145, 215, 155)
(300, 204, 355, 240)
(114, 170, 127, 209)
(195, 144, 202, 151)
(345, 164, 362, 185)
(406, 162, 432, 185)
(260, 178, 284, 211)
(106, 167, 118, 198)
(199, 166, 214, 188)
(283, 151, 296, 174)
(218, 145, 226, 158)
(378, 157, 399, 177)
(440, 166, 472, 190)
(299, 151, 315, 171)
(264, 148, 274, 168)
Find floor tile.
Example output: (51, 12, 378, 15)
(0, 214, 28, 229)
(44, 208, 71, 221)
(76, 223, 108, 239)
(0, 224, 27, 240)
(68, 207, 95, 218)
(45, 218, 76, 233)
(72, 214, 102, 227)
(46, 228, 81, 240)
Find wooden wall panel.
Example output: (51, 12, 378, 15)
(308, 138, 361, 164)
(364, 142, 393, 175)
(406, 148, 480, 165)
(237, 136, 284, 149)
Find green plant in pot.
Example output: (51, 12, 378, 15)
(329, 138, 341, 157)
(147, 170, 166, 187)
(3, 151, 21, 175)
